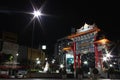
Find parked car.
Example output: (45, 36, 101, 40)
(10, 75, 15, 78)
(0, 70, 9, 78)
(16, 73, 24, 78)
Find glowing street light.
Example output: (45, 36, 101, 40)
(36, 58, 39, 61)
(60, 64, 64, 69)
(33, 10, 42, 18)
(16, 53, 19, 57)
(36, 60, 41, 64)
(23, 1, 48, 76)
(29, 9, 42, 74)
(103, 56, 108, 61)
(30, 9, 42, 52)
(52, 59, 55, 64)
(16, 53, 19, 63)
(83, 61, 88, 65)
(106, 53, 112, 58)
(42, 45, 46, 50)
(109, 64, 113, 67)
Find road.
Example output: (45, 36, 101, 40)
(0, 78, 120, 80)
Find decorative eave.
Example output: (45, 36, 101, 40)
(62, 47, 72, 51)
(67, 24, 100, 39)
(94, 38, 110, 45)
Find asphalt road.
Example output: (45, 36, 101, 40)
(0, 78, 120, 80)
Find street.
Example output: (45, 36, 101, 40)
(0, 78, 119, 80)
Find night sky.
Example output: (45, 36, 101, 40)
(0, 0, 119, 55)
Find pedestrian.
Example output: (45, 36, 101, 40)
(92, 68, 99, 80)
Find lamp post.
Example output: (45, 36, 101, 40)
(42, 45, 46, 50)
(29, 10, 42, 76)
(16, 53, 19, 64)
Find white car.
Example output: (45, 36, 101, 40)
(10, 75, 15, 78)
(16, 73, 24, 78)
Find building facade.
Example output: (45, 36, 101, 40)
(0, 32, 46, 77)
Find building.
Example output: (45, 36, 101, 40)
(0, 32, 46, 77)
(1, 32, 18, 59)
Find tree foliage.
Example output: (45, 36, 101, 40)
(0, 52, 14, 64)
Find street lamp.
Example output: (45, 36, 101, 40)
(16, 53, 19, 63)
(42, 45, 46, 50)
(33, 10, 42, 18)
(29, 10, 42, 74)
(83, 61, 88, 65)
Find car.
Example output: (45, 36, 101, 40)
(10, 75, 15, 78)
(0, 74, 9, 78)
(16, 73, 24, 78)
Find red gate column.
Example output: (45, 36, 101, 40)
(73, 42, 76, 71)
(94, 43, 99, 67)
(94, 34, 99, 68)
(78, 54, 81, 68)
(71, 41, 77, 78)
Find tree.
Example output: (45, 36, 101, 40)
(0, 52, 14, 64)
